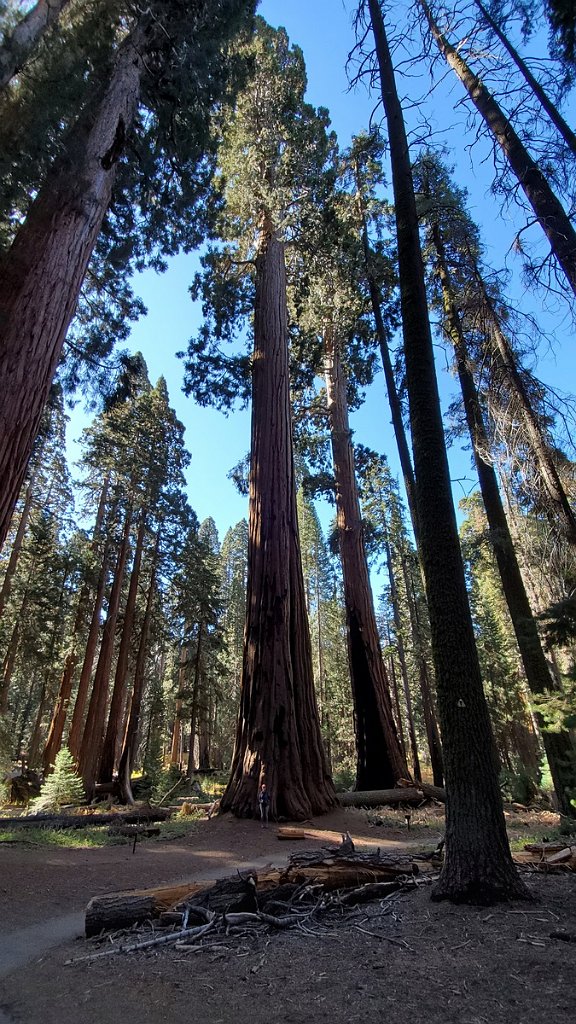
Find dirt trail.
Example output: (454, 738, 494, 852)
(2, 807, 574, 1024)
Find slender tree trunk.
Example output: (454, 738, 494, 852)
(221, 222, 335, 820)
(324, 328, 409, 788)
(43, 476, 110, 771)
(0, 18, 150, 550)
(433, 221, 576, 814)
(99, 515, 145, 783)
(186, 622, 203, 777)
(384, 540, 422, 782)
(358, 161, 444, 786)
(0, 476, 35, 622)
(402, 556, 444, 787)
(416, 0, 576, 298)
(472, 264, 576, 546)
(473, 0, 576, 157)
(0, 590, 29, 713)
(79, 506, 132, 797)
(0, 0, 72, 89)
(118, 535, 159, 804)
(367, 0, 526, 901)
(385, 624, 407, 759)
(68, 531, 113, 760)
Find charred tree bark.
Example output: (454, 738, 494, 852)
(0, 18, 150, 550)
(324, 329, 409, 789)
(367, 0, 527, 902)
(433, 222, 576, 814)
(0, 0, 72, 89)
(221, 224, 335, 820)
(417, 0, 576, 298)
(79, 506, 132, 797)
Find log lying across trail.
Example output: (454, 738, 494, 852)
(85, 847, 433, 937)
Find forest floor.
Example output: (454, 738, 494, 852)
(0, 804, 575, 1024)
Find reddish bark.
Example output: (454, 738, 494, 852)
(0, 0, 72, 89)
(0, 19, 149, 550)
(221, 225, 335, 820)
(323, 330, 409, 790)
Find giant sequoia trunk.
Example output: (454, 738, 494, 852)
(323, 329, 409, 789)
(368, 0, 526, 902)
(433, 223, 576, 814)
(0, 18, 149, 551)
(0, 0, 72, 89)
(221, 224, 335, 820)
(417, 0, 576, 298)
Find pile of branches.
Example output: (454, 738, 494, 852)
(74, 843, 437, 963)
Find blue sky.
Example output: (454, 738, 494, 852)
(68, 0, 576, 552)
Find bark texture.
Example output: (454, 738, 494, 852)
(221, 226, 335, 821)
(324, 330, 409, 790)
(0, 0, 72, 89)
(368, 0, 527, 902)
(0, 19, 149, 550)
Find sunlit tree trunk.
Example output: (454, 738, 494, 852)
(118, 534, 159, 803)
(221, 224, 335, 820)
(0, 0, 72, 89)
(473, 0, 576, 157)
(99, 514, 145, 783)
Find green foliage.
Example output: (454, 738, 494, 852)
(499, 766, 541, 805)
(0, 716, 11, 803)
(31, 748, 84, 812)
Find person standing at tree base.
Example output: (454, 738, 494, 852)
(258, 783, 270, 827)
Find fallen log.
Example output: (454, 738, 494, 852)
(338, 787, 423, 807)
(85, 849, 426, 935)
(0, 808, 172, 830)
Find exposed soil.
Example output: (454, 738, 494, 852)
(1, 805, 575, 1024)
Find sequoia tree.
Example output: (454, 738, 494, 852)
(185, 22, 335, 819)
(0, 0, 255, 550)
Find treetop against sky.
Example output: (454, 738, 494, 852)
(64, 0, 576, 545)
